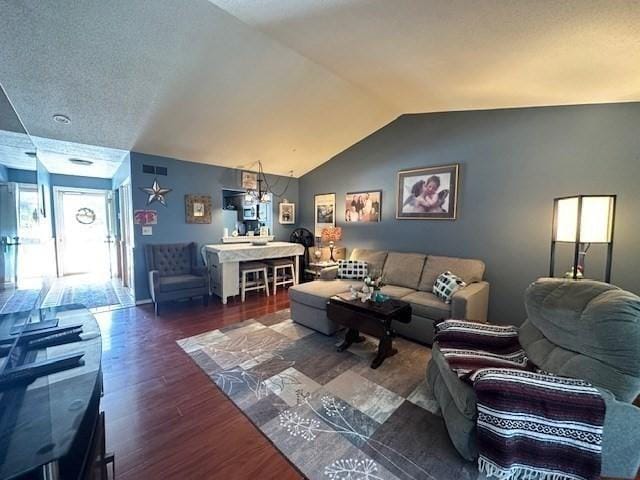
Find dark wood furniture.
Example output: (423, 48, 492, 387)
(0, 305, 110, 480)
(327, 295, 412, 369)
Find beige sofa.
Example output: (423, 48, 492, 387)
(288, 248, 489, 344)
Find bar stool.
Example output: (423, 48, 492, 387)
(240, 262, 270, 302)
(266, 258, 297, 294)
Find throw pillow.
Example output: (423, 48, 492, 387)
(433, 271, 467, 304)
(337, 260, 368, 280)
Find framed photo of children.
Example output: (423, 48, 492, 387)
(279, 202, 295, 224)
(314, 193, 335, 237)
(345, 190, 381, 222)
(396, 164, 459, 220)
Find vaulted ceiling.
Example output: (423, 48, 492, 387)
(1, 0, 639, 177)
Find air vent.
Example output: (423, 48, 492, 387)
(69, 158, 93, 166)
(142, 164, 168, 176)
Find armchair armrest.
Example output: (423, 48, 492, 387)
(319, 265, 339, 281)
(148, 270, 160, 302)
(192, 265, 208, 277)
(451, 281, 489, 322)
(601, 395, 640, 478)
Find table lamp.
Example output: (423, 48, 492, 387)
(550, 195, 616, 282)
(321, 227, 342, 262)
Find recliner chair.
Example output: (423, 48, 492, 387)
(427, 277, 640, 479)
(144, 242, 209, 315)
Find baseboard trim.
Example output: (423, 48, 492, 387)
(135, 298, 153, 306)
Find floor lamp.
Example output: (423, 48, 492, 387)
(549, 195, 616, 282)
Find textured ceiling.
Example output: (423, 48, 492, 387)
(0, 0, 394, 177)
(211, 0, 640, 113)
(1, 0, 639, 178)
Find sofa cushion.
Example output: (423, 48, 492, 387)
(379, 285, 416, 299)
(337, 260, 368, 280)
(382, 252, 427, 289)
(419, 255, 485, 292)
(288, 279, 361, 310)
(402, 291, 451, 320)
(349, 249, 388, 274)
(159, 274, 205, 292)
(433, 271, 467, 304)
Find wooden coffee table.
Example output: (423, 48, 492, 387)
(327, 295, 412, 369)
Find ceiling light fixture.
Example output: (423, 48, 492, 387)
(53, 114, 71, 125)
(69, 158, 93, 166)
(244, 160, 293, 204)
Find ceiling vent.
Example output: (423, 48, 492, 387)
(69, 158, 94, 166)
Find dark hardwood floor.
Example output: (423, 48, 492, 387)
(96, 294, 303, 480)
(97, 294, 640, 480)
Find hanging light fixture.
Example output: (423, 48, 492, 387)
(243, 161, 293, 204)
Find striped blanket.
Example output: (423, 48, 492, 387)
(435, 320, 532, 379)
(435, 320, 605, 480)
(472, 369, 605, 480)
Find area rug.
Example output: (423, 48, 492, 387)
(42, 280, 123, 309)
(0, 289, 40, 314)
(178, 309, 483, 480)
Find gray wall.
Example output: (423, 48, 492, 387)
(299, 102, 640, 324)
(0, 164, 7, 182)
(130, 152, 299, 301)
(7, 168, 36, 184)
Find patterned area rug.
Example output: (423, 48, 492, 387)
(178, 309, 482, 480)
(0, 289, 40, 314)
(42, 280, 124, 309)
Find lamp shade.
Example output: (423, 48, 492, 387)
(553, 195, 615, 243)
(321, 226, 342, 242)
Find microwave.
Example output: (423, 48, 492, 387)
(243, 205, 257, 220)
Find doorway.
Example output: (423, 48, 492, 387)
(43, 186, 134, 311)
(54, 187, 116, 277)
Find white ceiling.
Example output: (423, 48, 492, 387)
(1, 0, 639, 178)
(211, 0, 640, 113)
(0, 130, 130, 178)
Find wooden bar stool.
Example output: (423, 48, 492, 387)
(240, 262, 270, 302)
(266, 258, 297, 294)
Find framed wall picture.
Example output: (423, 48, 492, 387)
(241, 171, 258, 190)
(279, 202, 295, 224)
(185, 194, 212, 224)
(345, 190, 381, 222)
(133, 209, 158, 225)
(314, 193, 335, 237)
(396, 164, 460, 220)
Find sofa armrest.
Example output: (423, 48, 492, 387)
(148, 270, 160, 302)
(319, 266, 339, 281)
(451, 281, 489, 322)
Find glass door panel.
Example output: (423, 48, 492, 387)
(57, 190, 111, 276)
(0, 183, 18, 289)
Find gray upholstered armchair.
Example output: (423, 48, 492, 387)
(144, 242, 209, 315)
(427, 278, 640, 479)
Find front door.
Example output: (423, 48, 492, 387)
(55, 188, 115, 277)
